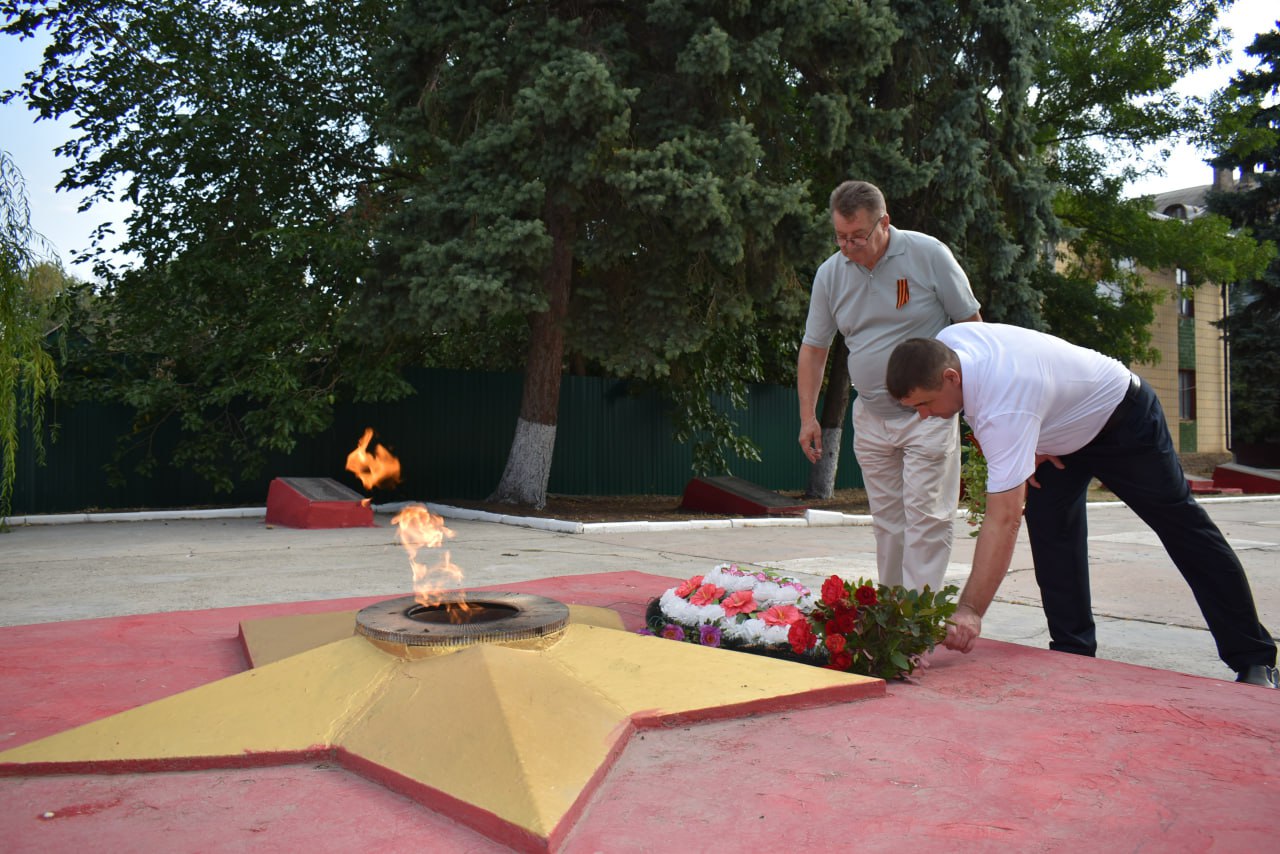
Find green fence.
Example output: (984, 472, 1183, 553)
(7, 369, 862, 515)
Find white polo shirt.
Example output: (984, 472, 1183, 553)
(803, 226, 980, 418)
(936, 324, 1131, 492)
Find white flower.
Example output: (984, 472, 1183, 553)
(720, 617, 792, 646)
(658, 589, 725, 625)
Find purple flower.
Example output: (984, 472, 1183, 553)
(637, 628, 656, 636)
(661, 624, 686, 641)
(699, 625, 723, 647)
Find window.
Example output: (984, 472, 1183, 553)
(1176, 268, 1194, 317)
(1178, 370, 1196, 420)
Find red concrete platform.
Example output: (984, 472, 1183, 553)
(1213, 462, 1280, 495)
(1186, 474, 1244, 495)
(2, 571, 1276, 852)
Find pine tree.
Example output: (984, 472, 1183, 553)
(827, 0, 1055, 326)
(377, 1, 898, 506)
(1207, 26, 1280, 447)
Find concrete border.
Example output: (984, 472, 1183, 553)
(1, 506, 269, 526)
(4, 494, 1277, 533)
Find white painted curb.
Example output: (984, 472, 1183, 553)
(5, 494, 1277, 532)
(2, 507, 268, 526)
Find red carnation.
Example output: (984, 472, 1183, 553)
(788, 620, 817, 654)
(832, 602, 857, 633)
(825, 633, 847, 654)
(821, 575, 846, 606)
(826, 649, 853, 671)
(855, 584, 878, 607)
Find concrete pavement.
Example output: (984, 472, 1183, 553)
(2, 495, 1278, 682)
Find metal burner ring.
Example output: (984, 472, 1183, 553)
(355, 592, 570, 651)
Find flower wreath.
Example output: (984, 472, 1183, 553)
(645, 564, 958, 681)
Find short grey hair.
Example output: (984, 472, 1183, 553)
(829, 180, 886, 220)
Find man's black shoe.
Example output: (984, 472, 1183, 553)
(1235, 664, 1280, 688)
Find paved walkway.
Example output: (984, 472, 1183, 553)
(3, 496, 1278, 681)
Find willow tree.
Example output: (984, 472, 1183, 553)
(0, 151, 59, 525)
(377, 1, 899, 507)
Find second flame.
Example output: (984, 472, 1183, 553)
(347, 428, 472, 621)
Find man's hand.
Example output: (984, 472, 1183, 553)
(1028, 454, 1064, 489)
(946, 486, 1021, 656)
(799, 418, 823, 464)
(945, 604, 983, 653)
(796, 344, 829, 464)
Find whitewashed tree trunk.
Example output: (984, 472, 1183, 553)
(805, 338, 851, 499)
(487, 201, 573, 510)
(805, 426, 843, 499)
(488, 417, 557, 509)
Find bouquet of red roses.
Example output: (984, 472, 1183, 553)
(788, 575, 958, 680)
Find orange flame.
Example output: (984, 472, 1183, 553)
(345, 428, 401, 494)
(348, 429, 471, 621)
(391, 504, 472, 621)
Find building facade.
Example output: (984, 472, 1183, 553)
(1134, 260, 1231, 454)
(1132, 175, 1236, 454)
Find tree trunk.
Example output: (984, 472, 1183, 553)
(488, 202, 574, 509)
(805, 338, 851, 499)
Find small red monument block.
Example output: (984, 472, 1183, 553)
(265, 477, 375, 529)
(680, 475, 808, 517)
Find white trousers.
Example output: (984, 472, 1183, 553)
(852, 397, 960, 591)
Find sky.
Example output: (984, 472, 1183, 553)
(1, 2, 1277, 277)
(1124, 0, 1279, 196)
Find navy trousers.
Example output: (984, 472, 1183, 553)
(1022, 377, 1276, 673)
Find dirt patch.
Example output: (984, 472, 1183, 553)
(438, 454, 1223, 523)
(443, 484, 1115, 523)
(439, 488, 873, 524)
(1178, 452, 1233, 478)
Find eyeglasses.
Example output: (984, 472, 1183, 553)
(835, 215, 886, 248)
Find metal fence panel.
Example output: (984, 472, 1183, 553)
(7, 370, 860, 514)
